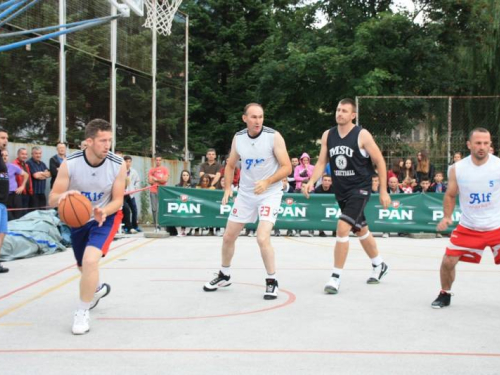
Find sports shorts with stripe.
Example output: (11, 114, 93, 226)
(337, 190, 370, 232)
(70, 211, 123, 267)
(446, 224, 500, 264)
(228, 192, 283, 225)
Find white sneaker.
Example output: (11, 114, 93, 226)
(382, 233, 389, 238)
(90, 283, 111, 310)
(130, 228, 138, 234)
(324, 274, 341, 294)
(217, 229, 224, 237)
(367, 262, 389, 284)
(72, 309, 90, 335)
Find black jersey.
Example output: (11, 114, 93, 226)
(327, 125, 375, 199)
(0, 155, 8, 204)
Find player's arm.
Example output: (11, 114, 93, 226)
(48, 161, 81, 206)
(302, 130, 329, 198)
(360, 129, 391, 209)
(437, 165, 458, 232)
(254, 132, 292, 195)
(94, 162, 127, 226)
(222, 138, 240, 204)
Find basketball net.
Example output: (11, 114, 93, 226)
(143, 0, 183, 36)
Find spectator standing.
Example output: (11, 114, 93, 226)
(12, 147, 33, 216)
(176, 170, 194, 237)
(314, 174, 335, 237)
(398, 158, 417, 183)
(49, 142, 67, 188)
(0, 129, 10, 273)
(430, 172, 447, 193)
(2, 150, 28, 220)
(416, 150, 435, 183)
(199, 148, 222, 188)
(294, 153, 314, 192)
(448, 151, 462, 178)
(148, 155, 169, 232)
(27, 146, 51, 210)
(123, 156, 141, 233)
(287, 157, 299, 191)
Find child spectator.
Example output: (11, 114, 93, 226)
(430, 172, 447, 193)
(414, 176, 431, 193)
(401, 177, 413, 194)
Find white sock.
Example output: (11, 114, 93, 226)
(220, 266, 231, 276)
(77, 300, 91, 311)
(267, 272, 276, 280)
(332, 267, 343, 278)
(371, 256, 383, 267)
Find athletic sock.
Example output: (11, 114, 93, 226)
(77, 300, 91, 311)
(220, 266, 231, 277)
(267, 272, 276, 280)
(370, 255, 383, 267)
(332, 267, 343, 278)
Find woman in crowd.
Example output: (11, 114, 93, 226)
(175, 170, 194, 236)
(416, 150, 435, 183)
(293, 152, 314, 193)
(387, 158, 403, 181)
(398, 158, 417, 183)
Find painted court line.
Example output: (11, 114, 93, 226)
(0, 239, 156, 320)
(99, 280, 296, 321)
(1, 348, 500, 358)
(0, 238, 138, 302)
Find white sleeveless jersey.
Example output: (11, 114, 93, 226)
(235, 126, 282, 197)
(455, 155, 500, 231)
(66, 150, 123, 216)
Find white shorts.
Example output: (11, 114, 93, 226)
(228, 192, 283, 225)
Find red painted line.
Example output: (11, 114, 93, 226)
(0, 348, 499, 357)
(0, 239, 137, 301)
(99, 280, 296, 321)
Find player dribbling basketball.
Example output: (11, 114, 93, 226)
(49, 119, 126, 335)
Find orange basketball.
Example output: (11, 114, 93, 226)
(58, 194, 92, 228)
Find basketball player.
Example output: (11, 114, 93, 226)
(203, 103, 292, 299)
(433, 128, 500, 308)
(49, 119, 126, 334)
(302, 98, 391, 294)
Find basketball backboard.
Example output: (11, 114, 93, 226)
(121, 0, 144, 17)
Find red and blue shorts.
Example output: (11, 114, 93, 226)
(70, 211, 123, 267)
(446, 224, 500, 264)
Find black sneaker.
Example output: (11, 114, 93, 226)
(431, 291, 452, 309)
(264, 278, 278, 300)
(319, 231, 327, 237)
(203, 271, 231, 291)
(367, 262, 389, 284)
(0, 263, 9, 273)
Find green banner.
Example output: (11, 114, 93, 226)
(158, 187, 461, 233)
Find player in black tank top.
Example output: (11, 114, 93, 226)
(300, 98, 391, 294)
(327, 125, 375, 200)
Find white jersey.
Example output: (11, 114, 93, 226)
(66, 150, 123, 216)
(455, 155, 500, 231)
(235, 126, 282, 197)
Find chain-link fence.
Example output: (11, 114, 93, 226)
(0, 0, 186, 158)
(357, 96, 500, 177)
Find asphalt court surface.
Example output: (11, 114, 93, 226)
(1, 232, 500, 374)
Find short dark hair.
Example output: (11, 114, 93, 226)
(154, 155, 163, 160)
(123, 155, 132, 161)
(56, 141, 66, 147)
(243, 103, 264, 115)
(323, 174, 332, 179)
(0, 127, 7, 134)
(339, 98, 356, 112)
(420, 175, 430, 182)
(206, 148, 216, 155)
(85, 119, 111, 139)
(468, 127, 489, 141)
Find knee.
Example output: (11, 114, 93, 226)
(81, 256, 99, 271)
(256, 234, 269, 248)
(441, 255, 457, 270)
(222, 231, 238, 245)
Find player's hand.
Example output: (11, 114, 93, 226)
(301, 183, 313, 199)
(379, 191, 391, 209)
(437, 217, 453, 232)
(57, 190, 81, 204)
(94, 207, 107, 227)
(222, 189, 233, 205)
(254, 179, 270, 195)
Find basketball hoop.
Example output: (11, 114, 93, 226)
(143, 0, 183, 36)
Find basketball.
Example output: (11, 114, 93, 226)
(58, 194, 92, 228)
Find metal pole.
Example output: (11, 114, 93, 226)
(110, 5, 118, 152)
(58, 0, 66, 142)
(355, 96, 359, 126)
(151, 0, 157, 158)
(184, 13, 189, 162)
(447, 96, 452, 164)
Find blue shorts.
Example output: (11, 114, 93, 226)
(0, 203, 7, 234)
(70, 211, 123, 267)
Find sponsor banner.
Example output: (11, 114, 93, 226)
(158, 187, 461, 233)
